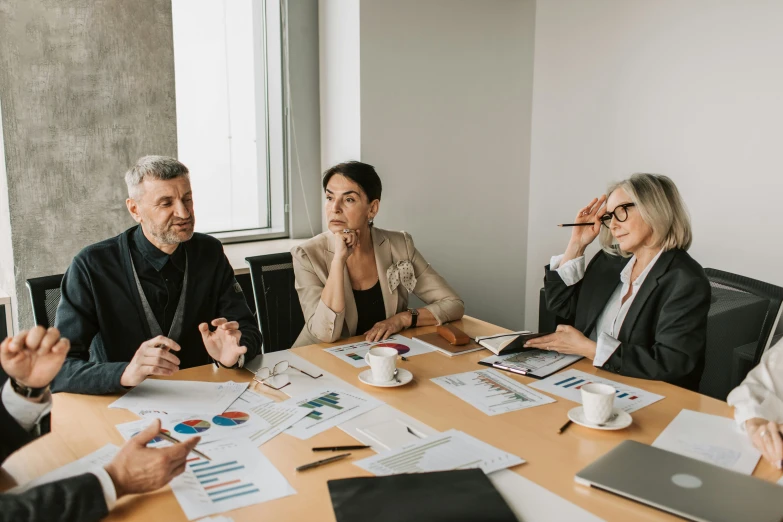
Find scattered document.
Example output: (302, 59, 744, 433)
(109, 380, 248, 415)
(480, 350, 581, 378)
(246, 351, 335, 397)
(197, 517, 235, 522)
(283, 387, 383, 440)
(432, 369, 555, 416)
(653, 410, 761, 475)
(117, 401, 310, 447)
(170, 438, 295, 520)
(339, 405, 438, 452)
(324, 334, 434, 368)
(530, 369, 664, 413)
(9, 443, 119, 494)
(130, 389, 272, 421)
(354, 429, 524, 476)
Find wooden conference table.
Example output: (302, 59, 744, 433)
(1, 316, 780, 521)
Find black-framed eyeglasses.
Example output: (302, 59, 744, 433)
(599, 203, 635, 229)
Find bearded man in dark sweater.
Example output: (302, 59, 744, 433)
(53, 156, 261, 394)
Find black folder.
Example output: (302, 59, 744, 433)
(327, 469, 518, 522)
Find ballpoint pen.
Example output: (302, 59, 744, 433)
(557, 223, 594, 227)
(296, 452, 351, 471)
(312, 445, 371, 452)
(557, 419, 573, 435)
(156, 431, 212, 460)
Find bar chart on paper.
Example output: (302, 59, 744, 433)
(431, 369, 555, 416)
(283, 387, 382, 439)
(353, 429, 524, 476)
(170, 439, 295, 521)
(530, 369, 664, 413)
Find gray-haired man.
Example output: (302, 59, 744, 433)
(53, 156, 261, 394)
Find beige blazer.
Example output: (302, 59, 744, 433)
(291, 227, 464, 347)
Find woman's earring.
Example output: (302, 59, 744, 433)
(368, 217, 374, 226)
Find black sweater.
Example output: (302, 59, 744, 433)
(53, 226, 261, 394)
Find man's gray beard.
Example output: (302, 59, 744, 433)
(151, 225, 193, 245)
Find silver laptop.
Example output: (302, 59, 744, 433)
(575, 440, 783, 522)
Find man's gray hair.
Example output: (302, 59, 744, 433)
(125, 155, 189, 198)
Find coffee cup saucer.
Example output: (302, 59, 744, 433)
(358, 368, 413, 388)
(567, 406, 632, 430)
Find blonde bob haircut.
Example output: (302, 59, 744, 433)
(599, 173, 692, 257)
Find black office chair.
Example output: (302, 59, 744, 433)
(699, 269, 783, 400)
(26, 274, 64, 328)
(245, 253, 305, 353)
(538, 287, 573, 333)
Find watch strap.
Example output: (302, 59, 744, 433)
(408, 308, 419, 329)
(10, 377, 50, 399)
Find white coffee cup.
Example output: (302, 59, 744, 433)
(364, 347, 397, 383)
(580, 383, 616, 424)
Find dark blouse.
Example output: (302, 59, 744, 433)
(353, 280, 387, 335)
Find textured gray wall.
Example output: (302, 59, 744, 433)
(0, 0, 178, 328)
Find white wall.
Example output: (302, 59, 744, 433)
(361, 0, 536, 330)
(319, 0, 361, 185)
(525, 0, 783, 328)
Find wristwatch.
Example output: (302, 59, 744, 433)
(408, 308, 419, 329)
(10, 377, 50, 399)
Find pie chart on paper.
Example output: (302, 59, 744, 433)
(375, 342, 410, 355)
(174, 419, 211, 434)
(212, 411, 250, 426)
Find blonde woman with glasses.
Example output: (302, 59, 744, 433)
(526, 174, 710, 391)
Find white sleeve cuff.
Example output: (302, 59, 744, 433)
(594, 332, 621, 367)
(91, 466, 118, 511)
(1, 380, 52, 432)
(549, 254, 586, 287)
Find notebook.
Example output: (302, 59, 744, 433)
(475, 331, 550, 356)
(478, 350, 582, 379)
(412, 332, 485, 357)
(328, 469, 518, 522)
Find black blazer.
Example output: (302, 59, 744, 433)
(0, 370, 108, 522)
(53, 226, 261, 395)
(544, 249, 711, 391)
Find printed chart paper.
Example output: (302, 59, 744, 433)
(653, 410, 761, 475)
(10, 444, 119, 494)
(109, 380, 248, 415)
(323, 334, 433, 368)
(170, 438, 295, 520)
(354, 429, 524, 476)
(117, 401, 310, 447)
(283, 387, 383, 440)
(530, 369, 664, 413)
(431, 369, 555, 416)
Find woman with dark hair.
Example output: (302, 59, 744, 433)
(291, 161, 464, 347)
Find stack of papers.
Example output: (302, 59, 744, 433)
(170, 438, 295, 520)
(109, 380, 249, 415)
(431, 369, 555, 416)
(354, 429, 524, 476)
(282, 386, 383, 440)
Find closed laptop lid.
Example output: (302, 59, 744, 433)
(575, 440, 783, 522)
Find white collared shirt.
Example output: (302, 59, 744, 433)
(727, 338, 783, 429)
(550, 249, 665, 367)
(2, 380, 117, 509)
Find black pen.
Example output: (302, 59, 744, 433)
(557, 223, 594, 227)
(296, 452, 351, 472)
(312, 445, 370, 452)
(557, 419, 572, 434)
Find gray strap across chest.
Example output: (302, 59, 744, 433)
(130, 250, 189, 342)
